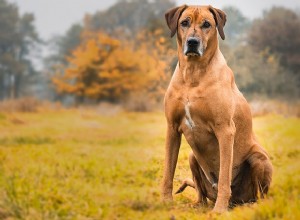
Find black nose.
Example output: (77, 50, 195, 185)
(187, 38, 200, 47)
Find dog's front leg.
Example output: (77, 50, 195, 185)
(162, 125, 181, 202)
(213, 121, 236, 213)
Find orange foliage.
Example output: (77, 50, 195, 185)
(52, 31, 169, 102)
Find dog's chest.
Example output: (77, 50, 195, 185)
(179, 97, 220, 167)
(168, 87, 213, 135)
(181, 98, 212, 133)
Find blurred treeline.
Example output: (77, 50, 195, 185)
(0, 0, 299, 108)
(0, 0, 40, 100)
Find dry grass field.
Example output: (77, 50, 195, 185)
(0, 108, 299, 219)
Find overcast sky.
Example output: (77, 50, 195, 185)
(8, 0, 300, 40)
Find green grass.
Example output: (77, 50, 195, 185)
(0, 110, 299, 219)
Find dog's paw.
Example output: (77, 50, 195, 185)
(190, 201, 207, 208)
(212, 200, 229, 213)
(212, 206, 228, 214)
(162, 194, 173, 203)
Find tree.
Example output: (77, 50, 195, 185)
(0, 0, 39, 100)
(52, 32, 168, 103)
(88, 0, 175, 35)
(249, 7, 300, 74)
(222, 6, 250, 46)
(219, 41, 298, 98)
(47, 23, 83, 66)
(48, 0, 176, 104)
(218, 6, 300, 99)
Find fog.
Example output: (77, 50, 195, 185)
(8, 0, 300, 39)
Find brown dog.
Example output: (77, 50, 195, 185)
(161, 5, 273, 213)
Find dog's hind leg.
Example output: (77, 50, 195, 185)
(230, 160, 257, 205)
(248, 144, 273, 198)
(175, 178, 195, 194)
(176, 152, 212, 205)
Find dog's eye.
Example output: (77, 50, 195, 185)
(202, 21, 211, 28)
(181, 20, 189, 27)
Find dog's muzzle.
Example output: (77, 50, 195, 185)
(184, 37, 203, 57)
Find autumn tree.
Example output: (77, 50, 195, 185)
(48, 0, 175, 104)
(227, 45, 291, 97)
(248, 7, 300, 97)
(52, 32, 168, 103)
(49, 0, 175, 67)
(249, 7, 300, 74)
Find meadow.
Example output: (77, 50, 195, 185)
(0, 108, 299, 219)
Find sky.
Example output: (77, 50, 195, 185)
(8, 0, 300, 40)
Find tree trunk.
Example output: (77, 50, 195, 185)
(0, 74, 5, 100)
(14, 74, 21, 98)
(9, 74, 16, 99)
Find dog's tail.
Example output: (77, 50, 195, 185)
(175, 178, 195, 194)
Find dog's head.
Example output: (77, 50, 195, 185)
(165, 5, 226, 57)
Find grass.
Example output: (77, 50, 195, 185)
(0, 109, 299, 219)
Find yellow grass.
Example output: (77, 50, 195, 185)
(0, 109, 299, 219)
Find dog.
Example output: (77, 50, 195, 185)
(161, 5, 273, 213)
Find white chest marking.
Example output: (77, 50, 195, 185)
(184, 101, 195, 130)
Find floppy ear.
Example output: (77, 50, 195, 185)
(209, 6, 227, 40)
(165, 5, 187, 38)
